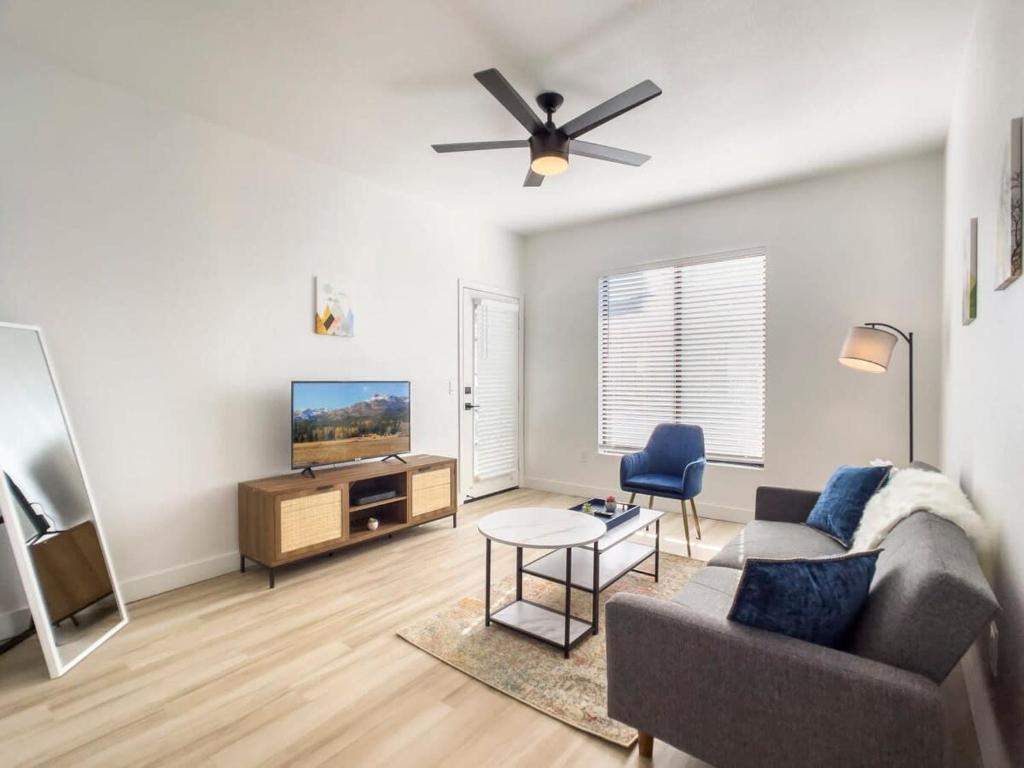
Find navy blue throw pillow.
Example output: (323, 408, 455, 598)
(728, 551, 882, 647)
(806, 465, 889, 546)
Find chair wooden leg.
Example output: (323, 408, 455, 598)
(689, 498, 702, 540)
(628, 492, 636, 505)
(679, 499, 692, 557)
(648, 495, 655, 509)
(638, 730, 654, 758)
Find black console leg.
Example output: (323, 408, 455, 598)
(453, 512, 457, 528)
(268, 568, 275, 589)
(240, 554, 246, 573)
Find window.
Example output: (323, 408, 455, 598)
(598, 248, 767, 465)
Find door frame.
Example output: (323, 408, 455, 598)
(457, 280, 525, 503)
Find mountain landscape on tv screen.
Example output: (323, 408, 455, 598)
(293, 394, 409, 444)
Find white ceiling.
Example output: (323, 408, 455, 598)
(0, 0, 976, 233)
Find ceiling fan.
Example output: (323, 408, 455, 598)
(431, 68, 662, 187)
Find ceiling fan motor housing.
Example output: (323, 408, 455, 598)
(530, 130, 569, 167)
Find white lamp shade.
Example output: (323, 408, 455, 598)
(838, 326, 897, 372)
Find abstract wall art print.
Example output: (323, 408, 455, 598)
(314, 278, 354, 337)
(996, 117, 1023, 290)
(964, 217, 978, 325)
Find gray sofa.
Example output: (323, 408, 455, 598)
(606, 485, 999, 767)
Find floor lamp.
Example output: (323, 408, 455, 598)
(837, 322, 914, 462)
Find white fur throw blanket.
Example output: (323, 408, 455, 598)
(851, 467, 988, 554)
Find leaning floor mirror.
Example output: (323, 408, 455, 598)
(0, 322, 127, 677)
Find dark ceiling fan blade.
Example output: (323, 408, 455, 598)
(569, 140, 651, 166)
(559, 80, 662, 139)
(432, 140, 529, 153)
(474, 68, 547, 135)
(523, 168, 544, 187)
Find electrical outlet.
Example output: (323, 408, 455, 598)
(988, 622, 999, 678)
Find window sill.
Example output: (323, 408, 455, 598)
(598, 449, 763, 470)
(706, 460, 764, 471)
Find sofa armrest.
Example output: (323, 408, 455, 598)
(754, 485, 820, 523)
(606, 594, 942, 768)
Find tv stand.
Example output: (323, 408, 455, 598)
(239, 454, 456, 588)
(381, 454, 407, 464)
(300, 466, 317, 479)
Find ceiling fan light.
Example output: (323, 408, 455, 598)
(530, 153, 569, 176)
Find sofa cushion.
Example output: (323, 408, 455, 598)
(708, 520, 846, 569)
(847, 511, 999, 683)
(727, 551, 881, 647)
(671, 566, 742, 616)
(806, 465, 890, 546)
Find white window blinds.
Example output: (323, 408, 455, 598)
(473, 297, 520, 482)
(598, 249, 767, 465)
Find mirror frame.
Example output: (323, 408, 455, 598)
(0, 321, 128, 677)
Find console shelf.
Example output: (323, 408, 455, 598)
(349, 495, 408, 514)
(238, 454, 456, 588)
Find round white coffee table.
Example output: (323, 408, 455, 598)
(478, 508, 606, 657)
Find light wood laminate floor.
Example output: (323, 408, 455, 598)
(0, 489, 978, 767)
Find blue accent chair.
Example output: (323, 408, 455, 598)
(620, 424, 706, 556)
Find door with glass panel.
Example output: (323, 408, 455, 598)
(459, 288, 521, 500)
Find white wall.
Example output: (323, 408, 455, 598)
(942, 1, 1024, 765)
(0, 46, 522, 630)
(523, 153, 944, 526)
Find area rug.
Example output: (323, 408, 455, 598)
(397, 553, 703, 747)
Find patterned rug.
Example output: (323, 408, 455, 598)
(397, 552, 703, 747)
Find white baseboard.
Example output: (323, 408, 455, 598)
(119, 551, 240, 604)
(521, 475, 753, 524)
(961, 640, 1012, 768)
(7, 475, 737, 630)
(17, 473, 745, 616)
(0, 552, 239, 639)
(629, 529, 728, 561)
(0, 606, 32, 641)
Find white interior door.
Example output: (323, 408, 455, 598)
(459, 287, 521, 500)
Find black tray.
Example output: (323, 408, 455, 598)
(569, 498, 640, 529)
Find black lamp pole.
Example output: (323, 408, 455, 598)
(864, 322, 914, 463)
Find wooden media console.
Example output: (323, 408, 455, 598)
(238, 454, 457, 587)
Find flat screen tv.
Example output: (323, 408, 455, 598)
(291, 381, 410, 471)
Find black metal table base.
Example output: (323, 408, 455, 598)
(483, 517, 661, 655)
(485, 538, 585, 658)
